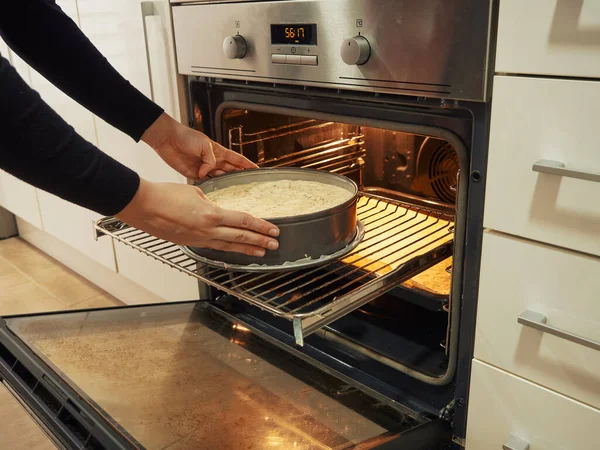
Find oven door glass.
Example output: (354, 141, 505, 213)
(0, 303, 438, 449)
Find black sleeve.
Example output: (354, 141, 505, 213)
(0, 0, 164, 142)
(0, 53, 140, 216)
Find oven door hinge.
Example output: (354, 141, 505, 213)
(453, 436, 466, 448)
(439, 398, 457, 422)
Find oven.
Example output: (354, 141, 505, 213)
(176, 0, 494, 442)
(0, 1, 496, 449)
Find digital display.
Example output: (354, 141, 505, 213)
(271, 24, 317, 45)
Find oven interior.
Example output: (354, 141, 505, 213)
(208, 106, 463, 383)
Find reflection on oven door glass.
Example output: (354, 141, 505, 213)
(7, 303, 414, 449)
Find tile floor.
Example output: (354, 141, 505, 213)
(0, 237, 124, 449)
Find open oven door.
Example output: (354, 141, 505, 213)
(0, 302, 453, 449)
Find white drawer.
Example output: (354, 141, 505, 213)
(466, 360, 600, 450)
(475, 231, 600, 409)
(496, 0, 600, 78)
(485, 76, 600, 256)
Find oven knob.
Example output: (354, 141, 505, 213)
(340, 36, 371, 65)
(223, 35, 247, 59)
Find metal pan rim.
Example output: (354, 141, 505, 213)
(180, 221, 365, 273)
(196, 167, 359, 223)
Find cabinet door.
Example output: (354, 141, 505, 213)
(0, 39, 43, 229)
(141, 0, 186, 121)
(467, 360, 600, 450)
(496, 0, 600, 78)
(476, 231, 600, 410)
(485, 76, 600, 256)
(77, 0, 199, 300)
(0, 36, 8, 57)
(0, 172, 43, 230)
(26, 0, 116, 270)
(76, 0, 184, 183)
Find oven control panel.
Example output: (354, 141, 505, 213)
(172, 0, 493, 101)
(223, 35, 247, 60)
(272, 54, 318, 66)
(340, 36, 371, 66)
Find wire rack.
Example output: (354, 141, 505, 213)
(261, 136, 366, 175)
(228, 120, 365, 179)
(94, 193, 454, 346)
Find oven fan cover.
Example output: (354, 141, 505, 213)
(416, 138, 459, 205)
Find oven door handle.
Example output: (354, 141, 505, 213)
(518, 310, 600, 352)
(533, 159, 600, 183)
(141, 1, 156, 102)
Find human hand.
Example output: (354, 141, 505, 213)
(141, 112, 257, 180)
(116, 179, 279, 256)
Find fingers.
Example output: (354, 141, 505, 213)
(201, 160, 244, 179)
(197, 140, 217, 179)
(208, 240, 270, 257)
(215, 143, 258, 170)
(219, 209, 280, 238)
(206, 169, 226, 178)
(207, 162, 248, 177)
(211, 161, 240, 174)
(212, 227, 279, 252)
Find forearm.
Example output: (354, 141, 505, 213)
(0, 54, 139, 216)
(0, 0, 163, 142)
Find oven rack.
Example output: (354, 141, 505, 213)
(94, 194, 454, 346)
(227, 118, 365, 177)
(262, 136, 366, 177)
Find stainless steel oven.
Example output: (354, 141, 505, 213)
(0, 1, 496, 449)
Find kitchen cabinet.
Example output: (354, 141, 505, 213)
(110, 244, 201, 303)
(485, 75, 600, 257)
(0, 39, 43, 229)
(35, 194, 117, 271)
(496, 0, 600, 79)
(0, 172, 43, 230)
(76, 0, 199, 299)
(76, 0, 185, 181)
(475, 5, 600, 445)
(466, 360, 600, 450)
(1, 1, 197, 301)
(0, 36, 9, 57)
(476, 230, 600, 410)
(25, 0, 116, 270)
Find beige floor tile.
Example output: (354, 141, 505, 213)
(0, 279, 67, 316)
(0, 238, 104, 307)
(0, 384, 56, 449)
(0, 238, 123, 448)
(0, 256, 18, 278)
(26, 268, 104, 307)
(68, 293, 124, 310)
(0, 238, 56, 275)
(0, 236, 123, 314)
(0, 236, 24, 257)
(0, 264, 30, 290)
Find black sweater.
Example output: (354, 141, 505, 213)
(0, 0, 164, 216)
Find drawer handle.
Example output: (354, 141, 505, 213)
(503, 435, 530, 450)
(533, 159, 600, 183)
(518, 310, 600, 352)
